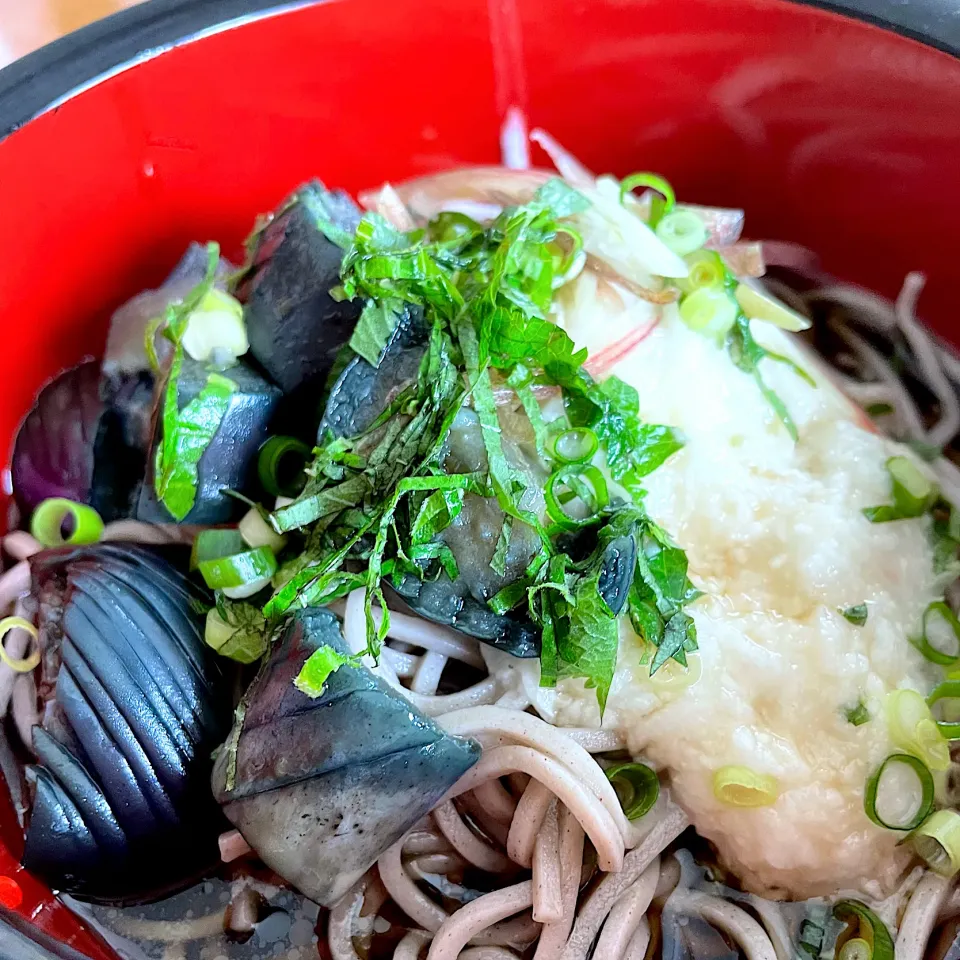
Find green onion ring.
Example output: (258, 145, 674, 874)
(257, 436, 312, 498)
(550, 427, 599, 465)
(838, 940, 872, 960)
(911, 808, 960, 877)
(619, 173, 676, 222)
(30, 498, 104, 548)
(928, 679, 960, 739)
(832, 900, 895, 960)
(655, 210, 708, 257)
(544, 465, 609, 532)
(605, 762, 660, 820)
(197, 546, 278, 591)
(553, 225, 584, 276)
(0, 617, 40, 674)
(913, 601, 960, 666)
(864, 753, 934, 831)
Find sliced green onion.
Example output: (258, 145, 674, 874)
(238, 507, 287, 553)
(197, 546, 277, 598)
(928, 679, 960, 739)
(911, 809, 960, 877)
(679, 286, 739, 343)
(655, 210, 707, 256)
(30, 498, 104, 548)
(605, 762, 660, 820)
(258, 436, 311, 498)
(619, 172, 675, 225)
(839, 939, 872, 960)
(204, 607, 235, 651)
(845, 700, 871, 726)
(678, 249, 726, 293)
(864, 753, 934, 831)
(712, 765, 779, 807)
(0, 618, 40, 674)
(888, 455, 936, 516)
(886, 688, 951, 771)
(735, 282, 812, 332)
(545, 465, 609, 532)
(832, 901, 894, 960)
(190, 529, 246, 571)
(181, 288, 248, 364)
(550, 427, 599, 465)
(914, 602, 960, 666)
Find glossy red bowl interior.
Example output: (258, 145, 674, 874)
(0, 0, 958, 953)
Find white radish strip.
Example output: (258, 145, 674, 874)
(529, 129, 595, 187)
(592, 859, 660, 960)
(0, 562, 30, 611)
(623, 918, 651, 960)
(533, 805, 586, 960)
(507, 780, 555, 868)
(393, 930, 432, 960)
(12, 673, 38, 753)
(440, 707, 630, 839)
(372, 183, 418, 232)
(218, 830, 252, 863)
(895, 871, 952, 960)
(560, 806, 688, 960)
(392, 167, 549, 222)
(411, 651, 448, 696)
(457, 792, 511, 847)
(561, 728, 625, 753)
(501, 106, 530, 171)
(444, 745, 624, 873)
(667, 891, 777, 960)
(532, 800, 563, 922)
(369, 605, 484, 668)
(472, 779, 518, 822)
(434, 801, 513, 873)
(343, 590, 400, 682)
(426, 882, 535, 960)
(2, 532, 40, 561)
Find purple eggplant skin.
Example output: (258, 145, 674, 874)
(11, 361, 104, 516)
(211, 608, 480, 906)
(135, 358, 282, 524)
(22, 544, 231, 904)
(238, 182, 362, 395)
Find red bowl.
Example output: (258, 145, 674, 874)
(0, 0, 959, 953)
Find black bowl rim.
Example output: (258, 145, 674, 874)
(0, 0, 956, 141)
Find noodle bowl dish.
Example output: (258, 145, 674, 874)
(5, 127, 960, 960)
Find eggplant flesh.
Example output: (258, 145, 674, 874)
(22, 544, 230, 903)
(211, 608, 480, 906)
(240, 181, 362, 395)
(136, 358, 282, 524)
(321, 314, 543, 657)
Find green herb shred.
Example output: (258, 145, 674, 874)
(840, 604, 868, 627)
(253, 179, 702, 711)
(153, 243, 236, 521)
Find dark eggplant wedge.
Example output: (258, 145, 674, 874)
(597, 534, 637, 616)
(12, 361, 104, 515)
(211, 608, 480, 906)
(321, 318, 543, 658)
(238, 182, 363, 395)
(319, 302, 429, 441)
(136, 358, 282, 524)
(22, 544, 230, 903)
